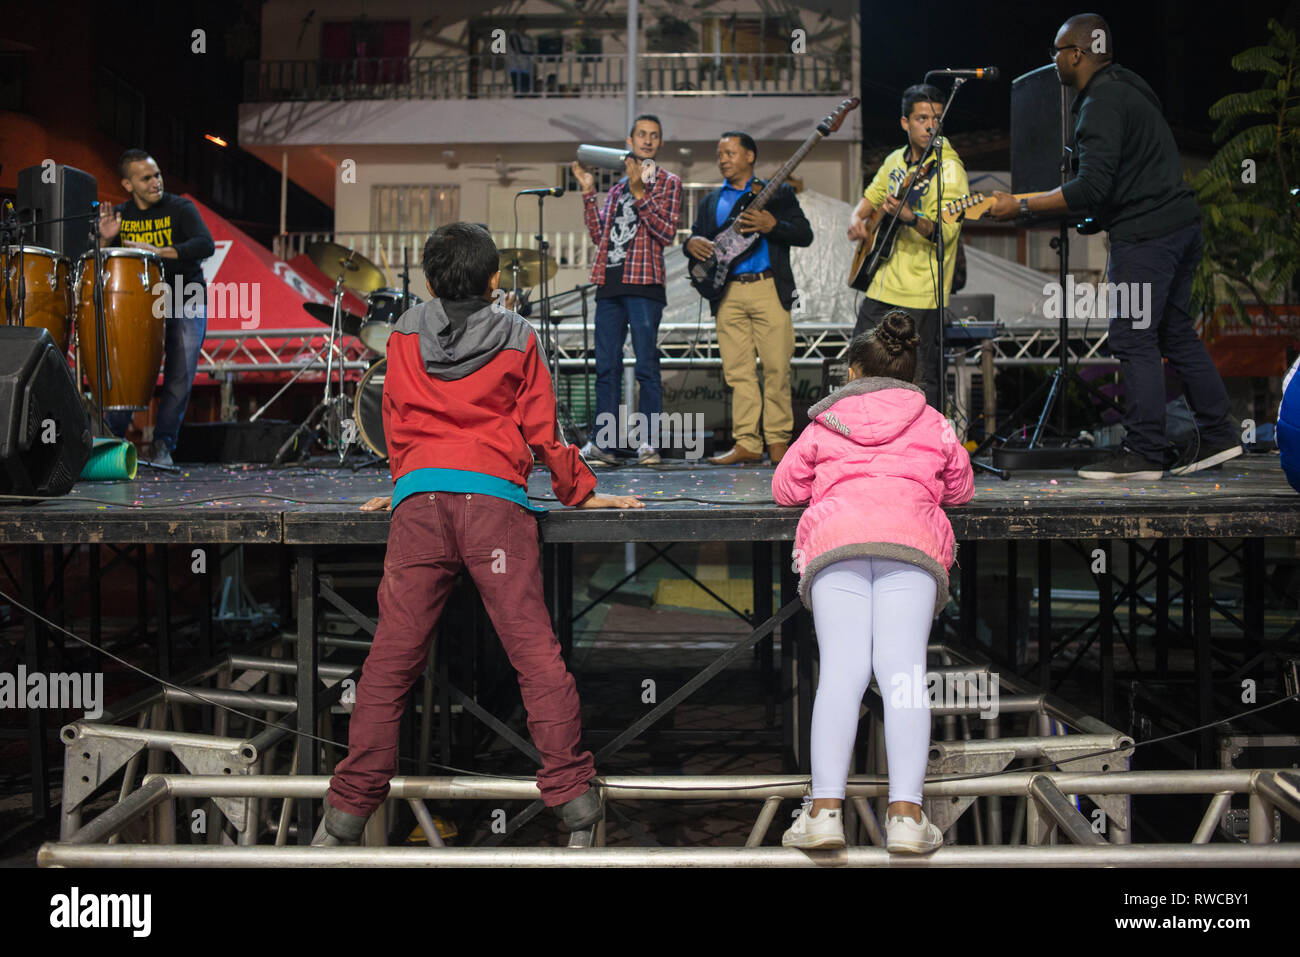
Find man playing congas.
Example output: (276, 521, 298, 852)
(98, 149, 214, 466)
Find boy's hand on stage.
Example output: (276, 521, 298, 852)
(360, 496, 392, 512)
(577, 493, 645, 509)
(737, 208, 776, 234)
(685, 237, 715, 260)
(847, 217, 869, 241)
(881, 193, 916, 224)
(570, 161, 596, 195)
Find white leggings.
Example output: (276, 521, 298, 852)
(809, 557, 936, 804)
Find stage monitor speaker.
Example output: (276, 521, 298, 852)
(1010, 65, 1078, 195)
(16, 164, 98, 263)
(0, 326, 93, 499)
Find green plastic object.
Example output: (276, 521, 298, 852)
(79, 438, 138, 481)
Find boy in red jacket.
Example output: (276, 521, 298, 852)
(317, 223, 641, 845)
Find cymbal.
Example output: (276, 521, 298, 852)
(305, 242, 388, 294)
(303, 301, 365, 338)
(497, 247, 557, 288)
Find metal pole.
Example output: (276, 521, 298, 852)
(37, 843, 1300, 868)
(626, 0, 638, 130)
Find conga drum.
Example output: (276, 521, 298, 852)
(2, 245, 73, 353)
(74, 248, 165, 410)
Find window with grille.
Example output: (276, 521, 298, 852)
(560, 165, 619, 195)
(370, 184, 459, 232)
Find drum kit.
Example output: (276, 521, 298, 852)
(3, 202, 171, 461)
(264, 239, 558, 464)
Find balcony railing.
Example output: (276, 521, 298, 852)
(246, 52, 850, 102)
(277, 229, 606, 277)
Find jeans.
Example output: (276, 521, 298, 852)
(326, 492, 595, 816)
(591, 295, 664, 451)
(1105, 221, 1235, 461)
(107, 302, 206, 450)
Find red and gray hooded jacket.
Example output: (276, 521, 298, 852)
(383, 297, 596, 506)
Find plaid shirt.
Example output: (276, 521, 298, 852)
(583, 169, 682, 288)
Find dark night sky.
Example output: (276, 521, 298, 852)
(856, 0, 1300, 152)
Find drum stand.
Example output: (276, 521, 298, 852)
(270, 252, 369, 468)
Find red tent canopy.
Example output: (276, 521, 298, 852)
(189, 196, 368, 331)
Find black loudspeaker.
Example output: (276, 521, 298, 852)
(1010, 65, 1078, 194)
(16, 164, 99, 263)
(0, 327, 93, 498)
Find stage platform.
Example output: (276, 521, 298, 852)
(1, 455, 1298, 544)
(3, 455, 1298, 846)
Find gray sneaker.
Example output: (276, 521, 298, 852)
(580, 441, 618, 469)
(555, 785, 603, 831)
(149, 441, 174, 467)
(311, 799, 368, 846)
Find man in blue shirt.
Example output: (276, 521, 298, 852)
(686, 132, 813, 465)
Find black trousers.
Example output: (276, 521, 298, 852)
(1106, 221, 1236, 461)
(853, 297, 942, 410)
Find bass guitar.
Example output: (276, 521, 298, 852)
(688, 97, 859, 301)
(846, 157, 936, 291)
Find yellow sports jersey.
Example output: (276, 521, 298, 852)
(862, 141, 968, 309)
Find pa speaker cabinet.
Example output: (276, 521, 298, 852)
(16, 164, 99, 263)
(0, 326, 92, 498)
(1010, 65, 1078, 195)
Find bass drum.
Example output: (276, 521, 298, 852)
(354, 358, 387, 458)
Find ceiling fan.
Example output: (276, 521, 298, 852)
(466, 154, 533, 186)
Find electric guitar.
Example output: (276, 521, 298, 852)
(846, 157, 936, 291)
(940, 191, 1101, 233)
(688, 97, 859, 301)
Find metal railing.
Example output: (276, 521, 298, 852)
(274, 230, 614, 275)
(246, 52, 851, 102)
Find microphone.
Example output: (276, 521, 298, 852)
(517, 186, 565, 197)
(927, 67, 1000, 80)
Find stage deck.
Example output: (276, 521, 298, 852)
(1, 456, 1298, 546)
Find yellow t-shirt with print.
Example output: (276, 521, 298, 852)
(862, 140, 968, 309)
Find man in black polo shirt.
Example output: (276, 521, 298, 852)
(989, 13, 1241, 480)
(99, 149, 214, 466)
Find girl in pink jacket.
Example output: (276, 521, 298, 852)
(773, 311, 974, 853)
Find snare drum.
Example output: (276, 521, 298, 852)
(358, 288, 420, 357)
(3, 245, 73, 353)
(75, 248, 166, 411)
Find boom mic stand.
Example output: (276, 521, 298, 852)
(531, 190, 583, 445)
(919, 74, 1006, 479)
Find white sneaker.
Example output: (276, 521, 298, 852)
(635, 443, 661, 465)
(580, 441, 618, 469)
(886, 810, 943, 854)
(781, 800, 845, 850)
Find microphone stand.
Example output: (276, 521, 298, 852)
(533, 191, 581, 444)
(919, 74, 1006, 479)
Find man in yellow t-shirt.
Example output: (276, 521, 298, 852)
(847, 85, 968, 409)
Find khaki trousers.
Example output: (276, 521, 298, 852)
(715, 277, 795, 451)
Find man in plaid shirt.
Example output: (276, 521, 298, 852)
(572, 114, 683, 466)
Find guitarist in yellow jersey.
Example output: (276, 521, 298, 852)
(847, 85, 968, 410)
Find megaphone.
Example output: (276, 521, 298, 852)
(576, 144, 656, 185)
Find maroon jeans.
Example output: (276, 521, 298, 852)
(327, 492, 595, 817)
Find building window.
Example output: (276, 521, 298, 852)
(561, 165, 618, 194)
(370, 185, 459, 233)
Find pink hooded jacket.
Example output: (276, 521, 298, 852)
(772, 376, 975, 617)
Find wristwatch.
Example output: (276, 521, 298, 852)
(1019, 197, 1031, 221)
